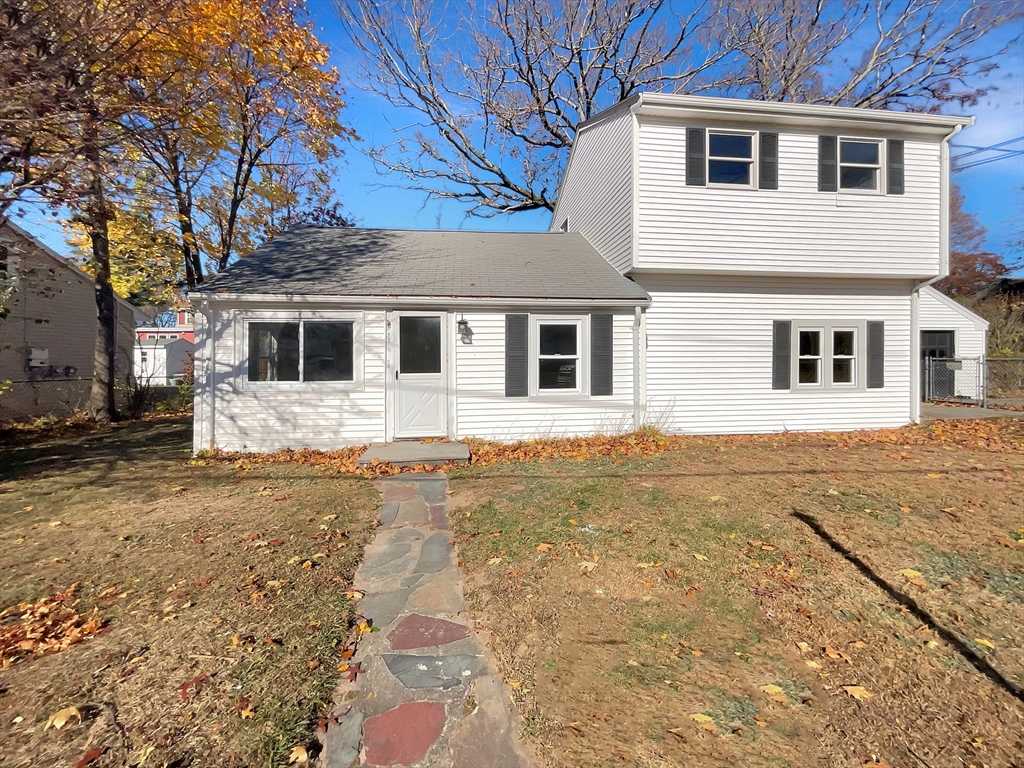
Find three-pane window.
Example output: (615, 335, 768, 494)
(708, 132, 754, 185)
(839, 139, 881, 191)
(538, 322, 579, 390)
(248, 321, 354, 382)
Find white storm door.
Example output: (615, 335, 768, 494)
(394, 313, 448, 438)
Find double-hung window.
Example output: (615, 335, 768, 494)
(798, 329, 823, 385)
(537, 320, 580, 392)
(839, 139, 881, 191)
(247, 319, 356, 383)
(708, 132, 755, 186)
(832, 329, 857, 385)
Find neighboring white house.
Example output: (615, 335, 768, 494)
(918, 285, 988, 401)
(134, 336, 194, 386)
(190, 94, 974, 453)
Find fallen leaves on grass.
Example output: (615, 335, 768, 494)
(73, 748, 104, 768)
(536, 543, 554, 553)
(179, 673, 211, 701)
(842, 685, 874, 701)
(974, 638, 995, 649)
(825, 647, 853, 664)
(0, 585, 105, 669)
(288, 745, 309, 764)
(759, 684, 784, 695)
(44, 706, 81, 730)
(579, 561, 598, 573)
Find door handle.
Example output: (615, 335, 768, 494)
(395, 370, 399, 380)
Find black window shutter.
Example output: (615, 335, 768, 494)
(818, 135, 837, 192)
(590, 314, 613, 396)
(867, 321, 885, 389)
(505, 314, 528, 397)
(772, 321, 792, 390)
(686, 128, 706, 186)
(887, 139, 905, 195)
(759, 132, 779, 190)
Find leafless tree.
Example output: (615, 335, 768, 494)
(340, 0, 1022, 216)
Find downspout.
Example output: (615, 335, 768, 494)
(196, 297, 215, 451)
(911, 122, 965, 423)
(633, 306, 642, 430)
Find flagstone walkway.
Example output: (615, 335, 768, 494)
(319, 474, 533, 768)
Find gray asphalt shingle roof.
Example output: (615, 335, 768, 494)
(194, 228, 649, 303)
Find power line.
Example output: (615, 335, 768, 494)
(952, 136, 1024, 171)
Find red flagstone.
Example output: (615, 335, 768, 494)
(429, 504, 449, 530)
(388, 613, 470, 650)
(383, 484, 419, 502)
(363, 701, 446, 766)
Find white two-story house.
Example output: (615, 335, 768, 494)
(190, 95, 975, 453)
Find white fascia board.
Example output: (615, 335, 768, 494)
(921, 285, 990, 330)
(192, 292, 651, 309)
(631, 93, 974, 138)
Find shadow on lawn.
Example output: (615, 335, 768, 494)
(793, 510, 1024, 704)
(0, 416, 193, 486)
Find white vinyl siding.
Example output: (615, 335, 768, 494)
(550, 111, 634, 273)
(918, 286, 988, 399)
(635, 117, 942, 277)
(454, 311, 635, 441)
(637, 274, 913, 434)
(195, 305, 386, 453)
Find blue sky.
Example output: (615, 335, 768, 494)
(13, 1, 1024, 269)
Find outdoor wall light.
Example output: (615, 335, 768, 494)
(457, 317, 473, 344)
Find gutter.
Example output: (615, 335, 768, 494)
(191, 293, 652, 309)
(910, 121, 968, 424)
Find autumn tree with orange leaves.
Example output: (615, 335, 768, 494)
(2, 0, 353, 420)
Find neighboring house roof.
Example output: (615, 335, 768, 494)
(966, 277, 1024, 301)
(136, 337, 193, 348)
(921, 285, 989, 330)
(1, 219, 144, 320)
(193, 228, 651, 303)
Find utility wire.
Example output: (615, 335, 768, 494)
(952, 136, 1024, 170)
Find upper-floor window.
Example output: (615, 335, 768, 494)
(839, 139, 882, 191)
(708, 132, 755, 186)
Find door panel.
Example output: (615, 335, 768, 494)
(394, 314, 447, 438)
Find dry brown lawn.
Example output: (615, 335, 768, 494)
(0, 417, 378, 768)
(447, 419, 1024, 768)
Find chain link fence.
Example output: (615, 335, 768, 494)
(923, 357, 986, 405)
(986, 358, 1024, 405)
(0, 377, 94, 421)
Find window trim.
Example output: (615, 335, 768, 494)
(706, 128, 757, 189)
(791, 321, 867, 392)
(838, 136, 884, 194)
(238, 310, 364, 391)
(530, 315, 588, 398)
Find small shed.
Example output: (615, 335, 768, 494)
(918, 286, 988, 401)
(135, 337, 194, 385)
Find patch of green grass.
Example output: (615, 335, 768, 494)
(702, 688, 759, 731)
(625, 610, 703, 649)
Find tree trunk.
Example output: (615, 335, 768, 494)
(168, 153, 204, 287)
(84, 113, 118, 422)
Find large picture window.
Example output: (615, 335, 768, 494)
(247, 320, 355, 383)
(708, 131, 754, 186)
(538, 321, 579, 391)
